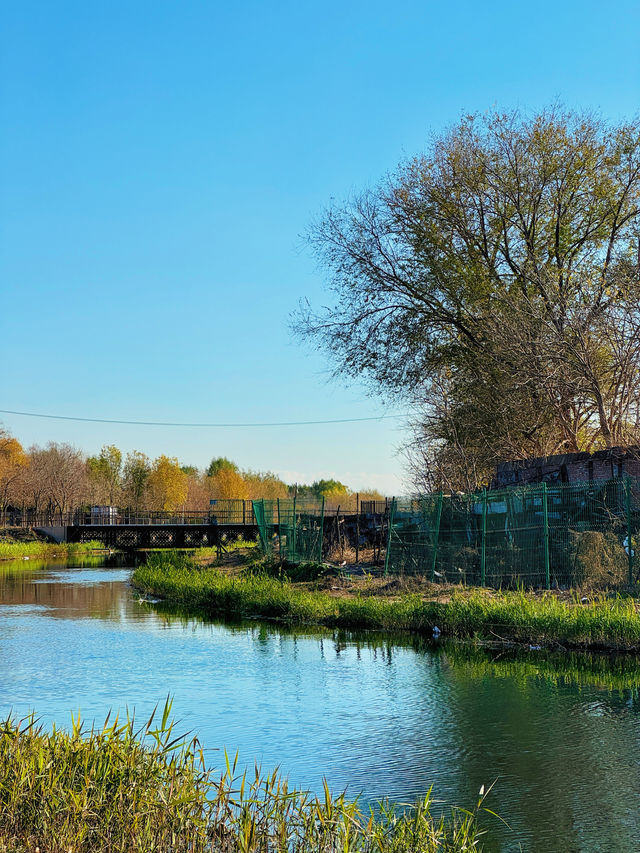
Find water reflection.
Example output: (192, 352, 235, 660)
(1, 561, 640, 852)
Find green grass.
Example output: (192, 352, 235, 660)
(0, 701, 489, 853)
(0, 540, 105, 561)
(133, 552, 640, 650)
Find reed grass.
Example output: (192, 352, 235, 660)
(134, 553, 640, 650)
(0, 540, 105, 561)
(0, 700, 489, 852)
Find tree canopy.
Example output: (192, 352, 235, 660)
(206, 457, 239, 478)
(0, 429, 27, 512)
(298, 107, 640, 489)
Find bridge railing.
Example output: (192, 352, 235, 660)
(0, 501, 259, 528)
(323, 499, 390, 515)
(0, 499, 390, 529)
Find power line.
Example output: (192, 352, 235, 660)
(0, 408, 411, 428)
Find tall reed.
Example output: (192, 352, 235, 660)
(0, 700, 489, 852)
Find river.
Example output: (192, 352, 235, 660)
(1, 557, 639, 852)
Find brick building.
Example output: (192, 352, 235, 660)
(493, 447, 640, 488)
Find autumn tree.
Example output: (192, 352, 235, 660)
(12, 446, 50, 516)
(34, 442, 88, 521)
(206, 457, 239, 477)
(209, 466, 250, 500)
(299, 107, 640, 489)
(147, 455, 188, 512)
(183, 470, 213, 510)
(243, 470, 289, 500)
(0, 428, 28, 518)
(122, 451, 151, 511)
(87, 445, 123, 505)
(311, 478, 349, 502)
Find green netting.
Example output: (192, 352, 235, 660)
(386, 478, 640, 588)
(252, 497, 325, 563)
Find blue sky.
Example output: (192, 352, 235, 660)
(1, 0, 639, 494)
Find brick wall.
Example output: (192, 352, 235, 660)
(494, 447, 640, 488)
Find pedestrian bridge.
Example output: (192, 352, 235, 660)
(16, 498, 390, 551)
(36, 503, 259, 549)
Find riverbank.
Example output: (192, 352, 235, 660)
(133, 553, 640, 651)
(0, 533, 105, 562)
(0, 702, 487, 853)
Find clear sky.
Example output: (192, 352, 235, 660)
(1, 0, 638, 495)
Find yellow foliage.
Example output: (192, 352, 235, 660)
(147, 455, 188, 512)
(0, 431, 28, 506)
(209, 467, 250, 500)
(243, 471, 289, 500)
(358, 489, 385, 502)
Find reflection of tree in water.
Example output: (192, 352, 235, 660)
(439, 646, 640, 853)
(445, 645, 640, 693)
(0, 557, 142, 622)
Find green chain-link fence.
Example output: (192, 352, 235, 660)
(386, 478, 640, 588)
(252, 497, 325, 563)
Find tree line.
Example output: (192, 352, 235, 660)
(0, 429, 384, 519)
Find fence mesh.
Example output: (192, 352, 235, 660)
(252, 498, 325, 563)
(386, 478, 640, 587)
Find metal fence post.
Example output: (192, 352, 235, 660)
(626, 476, 633, 585)
(355, 492, 360, 564)
(383, 498, 397, 577)
(542, 483, 550, 590)
(292, 495, 297, 562)
(319, 496, 325, 562)
(430, 491, 444, 583)
(481, 488, 487, 588)
(277, 498, 282, 562)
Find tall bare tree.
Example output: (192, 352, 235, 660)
(298, 107, 640, 488)
(37, 443, 88, 522)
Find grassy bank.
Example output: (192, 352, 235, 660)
(0, 702, 488, 853)
(0, 540, 105, 561)
(133, 553, 640, 651)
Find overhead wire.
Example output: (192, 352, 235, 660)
(0, 408, 411, 428)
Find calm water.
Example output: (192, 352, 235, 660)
(1, 559, 640, 852)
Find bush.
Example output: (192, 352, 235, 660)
(569, 530, 629, 589)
